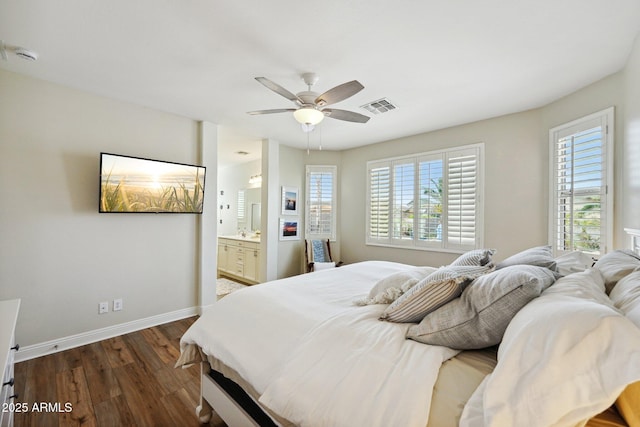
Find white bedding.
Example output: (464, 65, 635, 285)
(179, 261, 458, 426)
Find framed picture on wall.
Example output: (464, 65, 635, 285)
(279, 218, 300, 241)
(281, 186, 299, 215)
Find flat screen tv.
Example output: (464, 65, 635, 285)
(99, 153, 206, 213)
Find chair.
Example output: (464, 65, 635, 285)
(305, 239, 342, 272)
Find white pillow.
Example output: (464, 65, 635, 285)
(543, 268, 615, 308)
(460, 270, 640, 427)
(594, 250, 640, 293)
(554, 251, 594, 276)
(313, 262, 336, 271)
(354, 267, 436, 305)
(609, 270, 640, 328)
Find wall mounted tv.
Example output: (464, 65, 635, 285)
(99, 153, 206, 213)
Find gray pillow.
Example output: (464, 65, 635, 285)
(406, 265, 557, 349)
(380, 264, 494, 323)
(450, 248, 496, 267)
(496, 245, 557, 271)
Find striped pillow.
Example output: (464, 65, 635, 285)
(451, 248, 496, 267)
(380, 264, 494, 323)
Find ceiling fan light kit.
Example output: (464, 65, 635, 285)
(248, 72, 370, 131)
(293, 107, 324, 125)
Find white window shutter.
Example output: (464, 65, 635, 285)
(550, 107, 613, 255)
(368, 163, 391, 241)
(366, 143, 483, 251)
(446, 149, 479, 249)
(306, 165, 337, 240)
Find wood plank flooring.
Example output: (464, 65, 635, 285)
(13, 316, 224, 427)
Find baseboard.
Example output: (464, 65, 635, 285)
(15, 306, 202, 363)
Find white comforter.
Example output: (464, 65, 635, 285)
(179, 261, 458, 427)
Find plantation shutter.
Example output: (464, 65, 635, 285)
(306, 166, 337, 240)
(446, 149, 479, 249)
(550, 108, 613, 255)
(237, 190, 245, 219)
(392, 160, 416, 242)
(417, 156, 444, 245)
(368, 163, 391, 241)
(366, 143, 483, 250)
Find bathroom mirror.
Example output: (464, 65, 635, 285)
(251, 203, 261, 232)
(238, 187, 261, 232)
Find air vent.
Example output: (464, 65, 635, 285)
(360, 98, 398, 115)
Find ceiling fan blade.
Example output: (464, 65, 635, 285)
(323, 108, 370, 123)
(247, 108, 296, 115)
(255, 77, 302, 104)
(314, 80, 364, 107)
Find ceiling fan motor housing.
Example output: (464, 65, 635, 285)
(296, 90, 320, 106)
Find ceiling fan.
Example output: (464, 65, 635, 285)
(247, 73, 370, 132)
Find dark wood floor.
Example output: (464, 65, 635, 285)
(13, 316, 220, 427)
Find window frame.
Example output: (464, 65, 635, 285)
(366, 143, 484, 253)
(305, 165, 338, 241)
(548, 107, 614, 256)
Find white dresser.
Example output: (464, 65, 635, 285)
(0, 299, 20, 427)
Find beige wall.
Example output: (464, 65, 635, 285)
(277, 145, 306, 277)
(0, 69, 203, 346)
(540, 71, 625, 249)
(339, 46, 638, 264)
(340, 110, 545, 266)
(623, 33, 640, 233)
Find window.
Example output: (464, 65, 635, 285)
(367, 144, 484, 252)
(306, 165, 337, 240)
(237, 190, 245, 219)
(549, 107, 614, 256)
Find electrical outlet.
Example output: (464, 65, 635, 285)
(98, 301, 108, 314)
(113, 298, 123, 312)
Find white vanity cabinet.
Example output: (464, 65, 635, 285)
(218, 237, 261, 284)
(0, 299, 20, 427)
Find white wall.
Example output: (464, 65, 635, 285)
(0, 69, 204, 347)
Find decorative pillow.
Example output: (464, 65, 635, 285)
(354, 267, 436, 306)
(459, 270, 640, 427)
(407, 265, 556, 349)
(450, 248, 496, 267)
(496, 245, 557, 271)
(380, 264, 494, 323)
(555, 251, 594, 276)
(594, 250, 640, 294)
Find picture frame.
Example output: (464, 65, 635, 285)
(281, 186, 299, 215)
(279, 218, 300, 241)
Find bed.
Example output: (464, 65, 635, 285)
(177, 229, 640, 427)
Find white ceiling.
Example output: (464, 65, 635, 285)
(2, 0, 640, 164)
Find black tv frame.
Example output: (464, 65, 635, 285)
(99, 152, 206, 214)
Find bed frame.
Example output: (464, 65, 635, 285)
(196, 361, 279, 426)
(196, 228, 640, 426)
